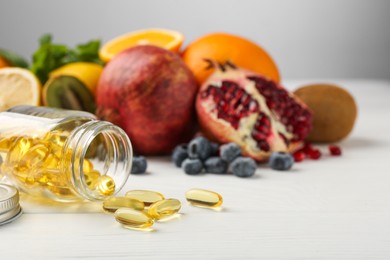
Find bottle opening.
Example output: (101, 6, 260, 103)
(65, 121, 133, 200)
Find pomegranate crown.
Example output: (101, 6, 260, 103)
(203, 59, 237, 72)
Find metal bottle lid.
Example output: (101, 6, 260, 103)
(0, 184, 22, 225)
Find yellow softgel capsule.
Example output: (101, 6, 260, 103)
(114, 208, 154, 229)
(185, 188, 223, 208)
(13, 170, 36, 186)
(0, 137, 11, 151)
(43, 170, 68, 187)
(7, 137, 33, 165)
(103, 197, 145, 213)
(97, 175, 115, 196)
(83, 159, 93, 172)
(148, 199, 181, 220)
(43, 154, 60, 169)
(22, 143, 50, 169)
(125, 190, 165, 207)
(84, 170, 101, 189)
(43, 131, 68, 157)
(44, 131, 68, 146)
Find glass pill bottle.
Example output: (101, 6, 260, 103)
(0, 105, 132, 202)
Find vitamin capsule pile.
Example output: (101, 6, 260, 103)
(102, 188, 223, 230)
(0, 131, 115, 198)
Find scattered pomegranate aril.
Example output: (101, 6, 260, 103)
(301, 142, 314, 154)
(308, 149, 322, 160)
(293, 151, 305, 162)
(329, 145, 342, 156)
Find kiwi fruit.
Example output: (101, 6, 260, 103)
(294, 83, 357, 143)
(43, 75, 96, 113)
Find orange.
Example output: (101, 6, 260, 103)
(99, 28, 184, 63)
(182, 33, 280, 84)
(0, 56, 9, 69)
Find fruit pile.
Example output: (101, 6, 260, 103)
(0, 28, 357, 169)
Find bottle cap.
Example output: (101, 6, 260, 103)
(0, 184, 22, 225)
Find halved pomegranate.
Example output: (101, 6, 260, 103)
(196, 62, 312, 161)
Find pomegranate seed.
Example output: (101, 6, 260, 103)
(308, 149, 321, 160)
(266, 100, 276, 109)
(262, 88, 272, 97)
(241, 95, 251, 106)
(329, 145, 342, 156)
(235, 90, 244, 100)
(293, 151, 305, 162)
(209, 86, 217, 95)
(259, 141, 270, 152)
(239, 110, 249, 118)
(302, 142, 313, 154)
(257, 125, 270, 135)
(252, 131, 267, 141)
(222, 103, 229, 112)
(260, 116, 271, 126)
(278, 102, 287, 110)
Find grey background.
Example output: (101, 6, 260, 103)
(0, 0, 389, 80)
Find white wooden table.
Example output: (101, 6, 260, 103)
(1, 80, 389, 259)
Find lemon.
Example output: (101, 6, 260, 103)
(49, 62, 103, 95)
(0, 68, 41, 111)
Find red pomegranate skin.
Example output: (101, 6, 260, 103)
(96, 45, 198, 155)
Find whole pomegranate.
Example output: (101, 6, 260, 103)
(96, 46, 198, 155)
(196, 62, 312, 161)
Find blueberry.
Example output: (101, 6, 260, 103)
(131, 156, 147, 174)
(182, 158, 203, 175)
(268, 152, 294, 171)
(220, 143, 241, 162)
(209, 142, 220, 156)
(172, 144, 188, 167)
(188, 137, 211, 161)
(229, 157, 257, 178)
(204, 157, 228, 174)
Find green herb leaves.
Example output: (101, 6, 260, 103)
(31, 34, 103, 84)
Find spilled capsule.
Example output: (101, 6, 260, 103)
(185, 188, 223, 208)
(97, 175, 116, 196)
(125, 190, 165, 207)
(148, 199, 181, 220)
(103, 197, 144, 213)
(114, 208, 154, 228)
